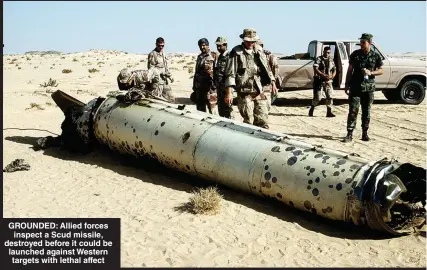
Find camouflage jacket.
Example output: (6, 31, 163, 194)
(117, 68, 159, 90)
(224, 43, 274, 94)
(213, 50, 229, 90)
(193, 50, 216, 91)
(264, 50, 279, 79)
(349, 49, 383, 93)
(147, 49, 170, 82)
(313, 55, 336, 80)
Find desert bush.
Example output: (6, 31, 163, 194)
(178, 59, 185, 64)
(18, 67, 21, 70)
(73, 58, 78, 62)
(62, 69, 72, 74)
(26, 57, 31, 60)
(61, 56, 65, 59)
(187, 187, 223, 215)
(187, 66, 194, 73)
(88, 68, 99, 73)
(186, 62, 193, 65)
(26, 103, 44, 110)
(40, 78, 58, 87)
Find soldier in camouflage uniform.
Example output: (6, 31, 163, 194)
(117, 68, 159, 91)
(214, 37, 233, 119)
(192, 38, 217, 113)
(257, 39, 280, 108)
(343, 33, 384, 143)
(309, 46, 336, 117)
(224, 28, 276, 129)
(147, 37, 175, 103)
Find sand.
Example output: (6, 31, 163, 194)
(3, 50, 426, 267)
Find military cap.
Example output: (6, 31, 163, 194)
(359, 33, 373, 41)
(198, 38, 209, 46)
(239, 28, 259, 42)
(118, 68, 132, 84)
(215, 37, 227, 45)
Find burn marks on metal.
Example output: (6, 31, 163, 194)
(287, 156, 297, 166)
(182, 132, 190, 143)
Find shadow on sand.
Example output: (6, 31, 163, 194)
(273, 97, 398, 108)
(5, 134, 402, 240)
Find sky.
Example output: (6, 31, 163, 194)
(3, 1, 426, 55)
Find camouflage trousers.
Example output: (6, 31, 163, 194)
(237, 92, 269, 129)
(313, 80, 333, 106)
(217, 87, 234, 119)
(195, 88, 217, 114)
(151, 82, 175, 103)
(346, 91, 375, 131)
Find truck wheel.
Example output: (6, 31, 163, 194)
(399, 79, 426, 105)
(382, 90, 400, 102)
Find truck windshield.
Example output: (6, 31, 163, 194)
(308, 42, 316, 59)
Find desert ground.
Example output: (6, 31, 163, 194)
(3, 50, 426, 267)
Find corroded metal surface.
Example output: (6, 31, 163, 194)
(51, 90, 426, 235)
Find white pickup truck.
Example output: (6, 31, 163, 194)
(276, 40, 426, 105)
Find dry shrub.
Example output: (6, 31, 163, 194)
(88, 68, 99, 73)
(62, 69, 72, 74)
(26, 103, 44, 110)
(178, 59, 185, 64)
(188, 186, 223, 215)
(40, 78, 58, 87)
(72, 58, 78, 62)
(187, 66, 194, 74)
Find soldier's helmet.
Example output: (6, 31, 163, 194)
(118, 68, 132, 84)
(239, 28, 259, 42)
(215, 37, 227, 45)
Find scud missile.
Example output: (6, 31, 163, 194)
(42, 89, 426, 235)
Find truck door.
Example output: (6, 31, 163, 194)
(371, 44, 391, 89)
(337, 42, 349, 89)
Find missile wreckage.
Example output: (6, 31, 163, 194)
(40, 89, 426, 235)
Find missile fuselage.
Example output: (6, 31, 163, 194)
(51, 90, 426, 235)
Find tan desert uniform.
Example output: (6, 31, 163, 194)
(147, 49, 174, 102)
(193, 45, 217, 113)
(117, 68, 159, 91)
(214, 36, 233, 119)
(312, 55, 336, 106)
(224, 29, 275, 129)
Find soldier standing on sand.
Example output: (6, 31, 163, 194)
(308, 46, 337, 117)
(224, 28, 276, 129)
(343, 33, 384, 143)
(147, 37, 175, 103)
(257, 39, 280, 108)
(214, 37, 233, 118)
(192, 38, 217, 113)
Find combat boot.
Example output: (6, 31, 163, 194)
(362, 129, 370, 141)
(343, 130, 353, 143)
(308, 106, 315, 117)
(326, 107, 336, 118)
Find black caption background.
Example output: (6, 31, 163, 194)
(0, 218, 120, 270)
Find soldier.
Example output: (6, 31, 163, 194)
(117, 68, 159, 91)
(257, 39, 280, 107)
(214, 36, 233, 118)
(147, 37, 175, 102)
(308, 46, 336, 117)
(224, 28, 276, 129)
(192, 38, 217, 113)
(343, 33, 384, 142)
